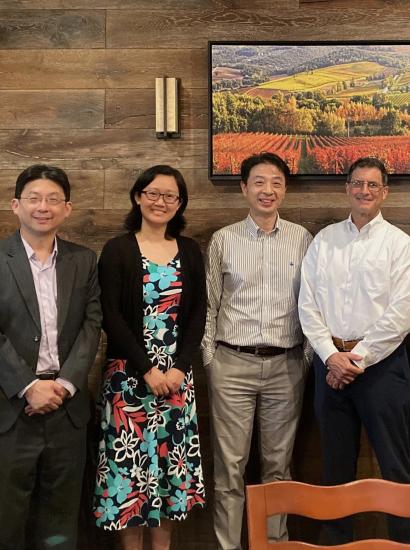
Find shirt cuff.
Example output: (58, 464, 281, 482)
(350, 341, 370, 369)
(56, 377, 77, 397)
(18, 379, 38, 399)
(303, 340, 314, 366)
(202, 347, 215, 368)
(316, 340, 340, 366)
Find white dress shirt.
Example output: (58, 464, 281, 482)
(202, 214, 312, 366)
(298, 212, 410, 369)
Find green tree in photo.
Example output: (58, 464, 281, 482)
(316, 111, 346, 136)
(380, 110, 404, 135)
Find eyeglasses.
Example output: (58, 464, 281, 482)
(141, 190, 180, 204)
(18, 195, 67, 206)
(347, 180, 386, 192)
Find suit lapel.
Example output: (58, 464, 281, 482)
(7, 232, 41, 332)
(56, 238, 76, 336)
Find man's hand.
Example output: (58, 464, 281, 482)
(165, 368, 185, 394)
(326, 352, 363, 385)
(326, 371, 346, 390)
(54, 382, 70, 401)
(143, 368, 173, 397)
(24, 380, 65, 416)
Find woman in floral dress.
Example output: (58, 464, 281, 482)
(93, 165, 206, 550)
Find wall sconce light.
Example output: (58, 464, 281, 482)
(155, 77, 180, 139)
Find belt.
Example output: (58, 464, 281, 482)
(218, 341, 286, 357)
(37, 371, 58, 381)
(332, 337, 362, 352)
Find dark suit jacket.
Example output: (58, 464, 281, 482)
(0, 231, 102, 433)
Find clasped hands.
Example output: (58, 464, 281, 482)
(143, 367, 184, 397)
(25, 380, 70, 416)
(325, 351, 363, 390)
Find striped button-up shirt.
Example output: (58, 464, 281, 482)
(202, 214, 312, 366)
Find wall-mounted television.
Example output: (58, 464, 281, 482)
(209, 41, 410, 181)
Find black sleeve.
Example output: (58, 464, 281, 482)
(98, 238, 152, 375)
(173, 240, 207, 373)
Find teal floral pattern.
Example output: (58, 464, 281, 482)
(94, 256, 205, 530)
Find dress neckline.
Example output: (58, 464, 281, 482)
(141, 252, 179, 267)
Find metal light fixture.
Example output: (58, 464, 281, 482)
(155, 77, 180, 139)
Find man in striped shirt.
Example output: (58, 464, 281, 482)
(202, 152, 312, 550)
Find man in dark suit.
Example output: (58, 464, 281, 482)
(0, 165, 102, 550)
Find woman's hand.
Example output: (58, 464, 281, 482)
(165, 368, 185, 394)
(143, 368, 172, 397)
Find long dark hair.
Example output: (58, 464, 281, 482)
(124, 165, 188, 238)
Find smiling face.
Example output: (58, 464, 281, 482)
(241, 162, 287, 223)
(346, 165, 389, 228)
(137, 174, 181, 230)
(11, 178, 72, 240)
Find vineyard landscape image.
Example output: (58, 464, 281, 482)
(210, 42, 410, 178)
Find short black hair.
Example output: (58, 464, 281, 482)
(240, 152, 290, 185)
(124, 165, 188, 238)
(14, 164, 71, 201)
(347, 157, 388, 186)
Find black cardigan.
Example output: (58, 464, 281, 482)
(98, 232, 206, 375)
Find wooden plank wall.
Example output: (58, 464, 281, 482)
(0, 1, 409, 548)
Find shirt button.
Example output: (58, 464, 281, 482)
(33, 336, 39, 342)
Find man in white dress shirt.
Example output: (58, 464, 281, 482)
(202, 152, 312, 550)
(298, 157, 410, 544)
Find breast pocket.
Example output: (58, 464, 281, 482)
(361, 259, 389, 296)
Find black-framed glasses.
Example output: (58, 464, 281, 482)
(347, 180, 386, 192)
(141, 190, 180, 204)
(18, 195, 67, 206)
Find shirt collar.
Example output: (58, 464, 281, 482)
(346, 211, 384, 236)
(245, 213, 281, 239)
(21, 234, 58, 263)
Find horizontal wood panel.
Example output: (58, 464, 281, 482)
(0, 10, 104, 48)
(301, 0, 403, 6)
(0, 169, 104, 208)
(233, 0, 298, 6)
(101, 168, 410, 209)
(104, 168, 218, 209)
(0, 210, 120, 252)
(382, 207, 410, 226)
(0, 129, 208, 169)
(1, 0, 224, 8)
(0, 205, 336, 254)
(301, 206, 410, 236)
(0, 50, 206, 89)
(107, 8, 410, 48)
(190, 190, 410, 210)
(185, 207, 304, 248)
(0, 90, 104, 129)
(105, 88, 208, 130)
(103, 169, 333, 201)
(0, 212, 19, 240)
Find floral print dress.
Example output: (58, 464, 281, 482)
(94, 255, 205, 530)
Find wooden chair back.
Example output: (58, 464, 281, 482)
(246, 479, 410, 549)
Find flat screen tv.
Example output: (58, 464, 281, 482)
(209, 41, 410, 180)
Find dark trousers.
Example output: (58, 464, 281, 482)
(0, 406, 86, 550)
(314, 343, 410, 544)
